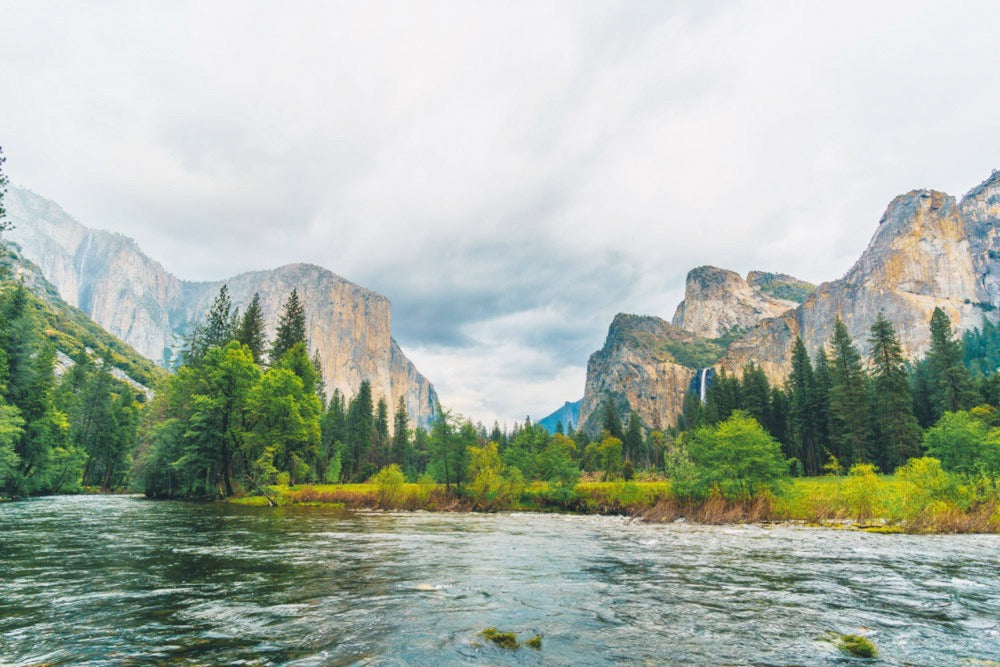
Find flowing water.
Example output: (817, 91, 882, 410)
(1, 496, 999, 666)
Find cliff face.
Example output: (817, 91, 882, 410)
(578, 314, 696, 433)
(581, 171, 1000, 431)
(671, 266, 799, 339)
(4, 186, 438, 428)
(722, 186, 989, 381)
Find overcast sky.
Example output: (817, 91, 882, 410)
(2, 1, 1000, 425)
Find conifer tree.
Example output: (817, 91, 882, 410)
(235, 292, 267, 364)
(391, 395, 409, 470)
(375, 396, 390, 467)
(623, 412, 643, 465)
(270, 289, 307, 362)
(601, 400, 624, 440)
(927, 307, 977, 418)
(0, 146, 10, 233)
(868, 313, 922, 470)
(788, 337, 816, 473)
(812, 349, 833, 460)
(740, 363, 771, 427)
(344, 380, 374, 480)
(829, 319, 872, 466)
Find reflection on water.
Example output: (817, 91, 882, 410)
(1, 496, 999, 665)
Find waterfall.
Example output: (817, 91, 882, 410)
(699, 367, 708, 404)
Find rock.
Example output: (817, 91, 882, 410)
(672, 266, 798, 339)
(578, 314, 697, 433)
(4, 186, 438, 428)
(537, 399, 582, 433)
(722, 187, 987, 382)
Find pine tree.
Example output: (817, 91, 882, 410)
(740, 363, 771, 427)
(270, 289, 307, 363)
(0, 146, 11, 233)
(812, 349, 833, 461)
(235, 292, 267, 364)
(391, 395, 410, 470)
(183, 285, 238, 365)
(623, 412, 643, 465)
(868, 313, 922, 471)
(927, 307, 977, 418)
(601, 400, 624, 440)
(788, 337, 816, 474)
(310, 350, 326, 403)
(345, 380, 374, 480)
(829, 319, 872, 466)
(375, 397, 390, 467)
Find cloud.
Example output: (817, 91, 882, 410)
(2, 0, 1000, 423)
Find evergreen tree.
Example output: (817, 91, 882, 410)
(766, 386, 790, 446)
(623, 412, 643, 465)
(0, 146, 10, 233)
(601, 400, 624, 440)
(740, 363, 771, 427)
(788, 337, 816, 474)
(868, 313, 922, 471)
(375, 396, 390, 467)
(812, 349, 833, 460)
(703, 369, 741, 425)
(391, 395, 410, 471)
(927, 307, 978, 418)
(344, 380, 374, 480)
(270, 288, 307, 362)
(829, 319, 872, 466)
(184, 285, 238, 365)
(235, 292, 267, 364)
(310, 350, 326, 403)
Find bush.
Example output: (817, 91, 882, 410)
(467, 443, 525, 510)
(371, 464, 406, 508)
(924, 410, 1000, 476)
(843, 463, 880, 522)
(679, 411, 789, 501)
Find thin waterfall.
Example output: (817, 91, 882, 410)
(699, 367, 708, 403)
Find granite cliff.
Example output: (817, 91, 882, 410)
(579, 171, 1000, 432)
(671, 266, 800, 339)
(4, 186, 438, 428)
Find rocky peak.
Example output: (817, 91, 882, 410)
(671, 265, 797, 339)
(4, 186, 439, 429)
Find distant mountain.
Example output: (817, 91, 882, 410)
(4, 186, 438, 428)
(579, 170, 1000, 432)
(537, 399, 582, 434)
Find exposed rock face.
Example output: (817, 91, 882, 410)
(578, 314, 696, 433)
(722, 186, 989, 382)
(671, 266, 798, 339)
(5, 186, 438, 428)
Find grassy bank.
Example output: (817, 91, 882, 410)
(227, 473, 1000, 533)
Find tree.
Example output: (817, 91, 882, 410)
(183, 285, 238, 365)
(270, 289, 307, 362)
(344, 380, 374, 480)
(235, 292, 267, 364)
(428, 406, 467, 493)
(375, 397, 390, 466)
(924, 410, 1000, 476)
(828, 319, 872, 466)
(247, 366, 321, 485)
(391, 396, 410, 470)
(927, 307, 977, 418)
(623, 412, 644, 465)
(788, 337, 817, 474)
(740, 363, 771, 427)
(601, 400, 623, 440)
(0, 146, 11, 233)
(682, 411, 789, 501)
(868, 313, 922, 471)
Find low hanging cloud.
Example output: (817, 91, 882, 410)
(2, 1, 999, 424)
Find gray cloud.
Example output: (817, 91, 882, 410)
(2, 0, 1000, 423)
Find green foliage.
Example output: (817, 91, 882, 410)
(467, 442, 525, 509)
(927, 307, 977, 418)
(597, 436, 624, 481)
(235, 292, 267, 365)
(480, 628, 519, 650)
(660, 336, 728, 369)
(829, 319, 872, 467)
(868, 313, 922, 471)
(678, 412, 789, 501)
(270, 288, 307, 363)
(525, 635, 542, 650)
(0, 146, 10, 233)
(0, 402, 24, 490)
(751, 274, 814, 303)
(371, 463, 406, 508)
(924, 410, 1000, 476)
(842, 463, 880, 521)
(837, 634, 877, 658)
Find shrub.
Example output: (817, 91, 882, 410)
(680, 412, 789, 501)
(467, 443, 525, 510)
(843, 463, 880, 522)
(371, 464, 406, 508)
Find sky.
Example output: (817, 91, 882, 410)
(2, 1, 1000, 426)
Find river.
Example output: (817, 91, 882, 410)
(1, 496, 998, 665)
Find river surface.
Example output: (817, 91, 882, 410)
(1, 496, 999, 666)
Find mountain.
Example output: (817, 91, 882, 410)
(577, 315, 700, 433)
(579, 170, 1000, 432)
(0, 242, 163, 392)
(671, 266, 802, 339)
(4, 186, 438, 428)
(537, 399, 582, 434)
(722, 175, 1000, 381)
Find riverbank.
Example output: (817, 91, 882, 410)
(227, 473, 1000, 534)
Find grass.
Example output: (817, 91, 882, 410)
(837, 634, 877, 658)
(225, 475, 1000, 533)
